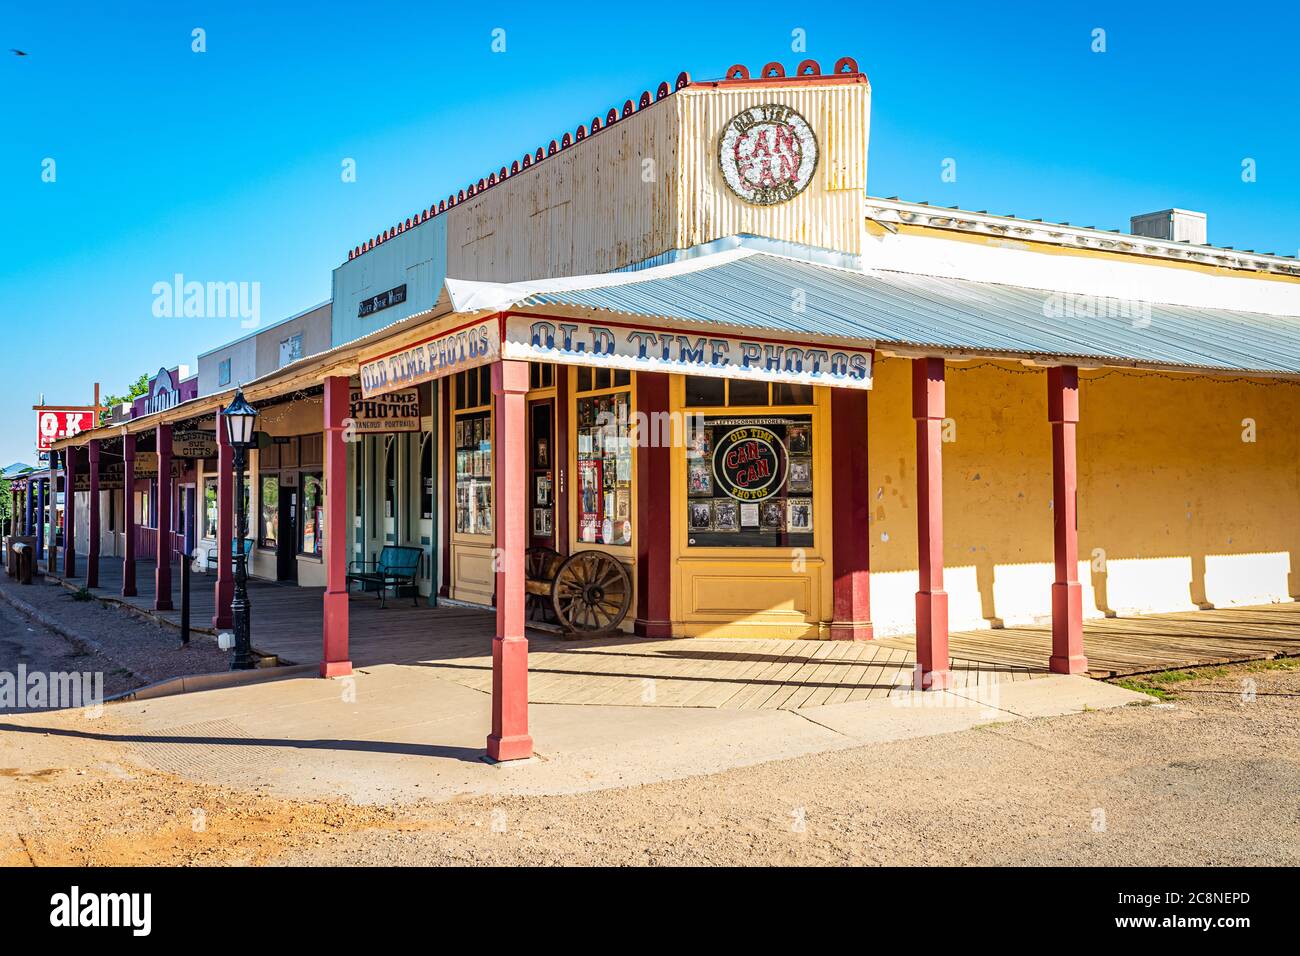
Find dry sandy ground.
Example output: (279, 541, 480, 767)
(2, 658, 1296, 866)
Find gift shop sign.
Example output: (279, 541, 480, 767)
(36, 408, 96, 452)
(173, 430, 218, 459)
(504, 317, 872, 390)
(358, 318, 499, 398)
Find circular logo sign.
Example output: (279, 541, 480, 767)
(712, 426, 788, 501)
(718, 104, 818, 206)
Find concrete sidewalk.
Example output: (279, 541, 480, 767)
(3, 663, 1150, 805)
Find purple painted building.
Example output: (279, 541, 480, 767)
(131, 366, 198, 419)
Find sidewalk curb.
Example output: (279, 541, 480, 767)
(106, 663, 319, 703)
(2, 576, 301, 704)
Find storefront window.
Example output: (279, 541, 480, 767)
(529, 362, 555, 390)
(454, 410, 492, 535)
(134, 486, 151, 528)
(259, 475, 279, 548)
(300, 473, 324, 556)
(203, 478, 218, 538)
(575, 383, 632, 546)
(682, 376, 814, 549)
(453, 368, 493, 536)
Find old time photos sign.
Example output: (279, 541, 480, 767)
(505, 317, 871, 390)
(359, 318, 499, 398)
(718, 104, 819, 206)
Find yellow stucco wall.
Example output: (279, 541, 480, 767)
(866, 356, 1300, 637)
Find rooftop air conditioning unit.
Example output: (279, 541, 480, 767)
(1130, 208, 1207, 245)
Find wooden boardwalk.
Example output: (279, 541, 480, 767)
(876, 604, 1300, 679)
(43, 556, 1300, 709)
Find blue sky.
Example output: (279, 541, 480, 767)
(2, 1, 1297, 466)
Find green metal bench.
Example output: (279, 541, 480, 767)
(347, 545, 423, 608)
(205, 537, 253, 572)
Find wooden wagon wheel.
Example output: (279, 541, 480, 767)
(526, 547, 561, 580)
(550, 551, 632, 633)
(525, 547, 563, 622)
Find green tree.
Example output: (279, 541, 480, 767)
(100, 373, 150, 424)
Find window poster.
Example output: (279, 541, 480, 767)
(786, 498, 813, 532)
(684, 415, 814, 548)
(578, 459, 602, 543)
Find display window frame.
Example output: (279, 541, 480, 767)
(202, 477, 219, 539)
(299, 471, 324, 558)
(671, 375, 826, 558)
(566, 365, 635, 556)
(257, 472, 280, 550)
(449, 367, 495, 543)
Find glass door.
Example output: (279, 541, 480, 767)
(528, 399, 555, 549)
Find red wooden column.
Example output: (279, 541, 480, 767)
(87, 440, 101, 588)
(122, 436, 137, 596)
(1049, 365, 1088, 674)
(913, 357, 952, 690)
(212, 420, 234, 629)
(63, 448, 77, 578)
(154, 424, 174, 611)
(830, 387, 873, 640)
(487, 359, 533, 762)
(321, 375, 353, 678)
(634, 371, 672, 637)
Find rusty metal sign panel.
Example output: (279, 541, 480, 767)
(718, 104, 818, 206)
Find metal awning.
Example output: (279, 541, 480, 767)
(474, 248, 1300, 375)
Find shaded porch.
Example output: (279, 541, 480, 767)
(44, 554, 1300, 706)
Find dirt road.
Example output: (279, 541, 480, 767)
(3, 658, 1296, 866)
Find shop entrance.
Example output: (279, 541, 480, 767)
(276, 484, 298, 582)
(528, 398, 555, 549)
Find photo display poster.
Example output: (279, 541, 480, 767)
(454, 410, 493, 535)
(576, 391, 632, 545)
(686, 415, 813, 548)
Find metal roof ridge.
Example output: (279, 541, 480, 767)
(865, 196, 1300, 276)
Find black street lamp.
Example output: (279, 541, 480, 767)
(221, 389, 259, 670)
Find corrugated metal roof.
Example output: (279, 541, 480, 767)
(519, 252, 1300, 374)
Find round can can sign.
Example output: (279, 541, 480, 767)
(718, 104, 819, 206)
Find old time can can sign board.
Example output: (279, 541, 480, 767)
(718, 104, 819, 206)
(712, 425, 787, 501)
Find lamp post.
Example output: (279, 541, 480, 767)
(221, 390, 259, 670)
